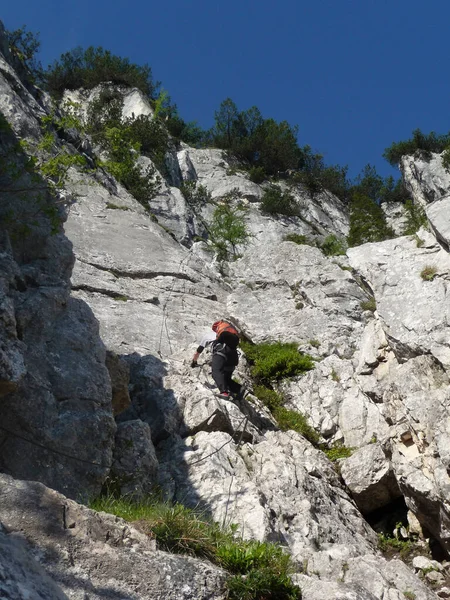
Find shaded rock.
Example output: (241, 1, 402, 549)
(427, 196, 450, 249)
(117, 354, 183, 443)
(111, 419, 158, 497)
(340, 444, 401, 513)
(105, 350, 131, 415)
(0, 527, 69, 600)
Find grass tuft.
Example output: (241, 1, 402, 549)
(89, 495, 301, 599)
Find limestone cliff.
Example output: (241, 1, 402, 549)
(1, 19, 450, 600)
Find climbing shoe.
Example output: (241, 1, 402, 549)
(215, 392, 231, 400)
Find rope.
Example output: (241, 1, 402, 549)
(157, 252, 193, 358)
(0, 424, 111, 468)
(187, 414, 249, 467)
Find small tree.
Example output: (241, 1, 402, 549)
(348, 193, 395, 247)
(208, 202, 250, 261)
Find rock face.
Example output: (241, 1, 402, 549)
(0, 33, 116, 499)
(1, 18, 450, 600)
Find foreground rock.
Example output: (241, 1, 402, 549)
(0, 473, 228, 600)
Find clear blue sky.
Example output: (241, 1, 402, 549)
(2, 1, 449, 179)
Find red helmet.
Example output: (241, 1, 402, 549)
(212, 321, 222, 332)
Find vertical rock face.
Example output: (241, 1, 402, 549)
(0, 25, 116, 499)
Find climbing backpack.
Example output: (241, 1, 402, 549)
(212, 320, 239, 338)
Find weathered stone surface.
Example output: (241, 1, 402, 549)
(105, 350, 131, 415)
(229, 242, 366, 356)
(402, 152, 450, 208)
(347, 233, 450, 368)
(382, 201, 408, 236)
(0, 59, 116, 499)
(340, 444, 401, 513)
(111, 419, 159, 497)
(0, 473, 228, 600)
(427, 196, 450, 248)
(0, 527, 69, 600)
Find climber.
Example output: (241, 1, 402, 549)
(191, 320, 241, 399)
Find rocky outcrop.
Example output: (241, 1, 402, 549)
(0, 38, 116, 499)
(0, 473, 228, 599)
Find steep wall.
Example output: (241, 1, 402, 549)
(0, 22, 115, 499)
(2, 19, 450, 599)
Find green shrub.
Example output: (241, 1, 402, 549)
(253, 386, 319, 446)
(248, 166, 266, 183)
(127, 114, 169, 171)
(319, 234, 347, 256)
(181, 180, 212, 208)
(360, 297, 376, 312)
(420, 265, 437, 281)
(242, 341, 314, 382)
(403, 199, 428, 235)
(324, 443, 353, 461)
(383, 129, 450, 166)
(284, 233, 313, 246)
(101, 126, 161, 206)
(90, 495, 301, 600)
(44, 46, 158, 99)
(261, 186, 299, 217)
(347, 193, 395, 247)
(273, 406, 320, 445)
(6, 25, 42, 81)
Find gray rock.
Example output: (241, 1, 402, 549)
(0, 527, 69, 600)
(0, 473, 228, 600)
(340, 444, 401, 513)
(105, 350, 131, 415)
(347, 234, 450, 367)
(111, 419, 159, 497)
(412, 556, 444, 572)
(402, 152, 450, 207)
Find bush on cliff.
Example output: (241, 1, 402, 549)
(43, 46, 159, 99)
(383, 128, 450, 166)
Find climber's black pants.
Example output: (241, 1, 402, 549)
(211, 345, 240, 394)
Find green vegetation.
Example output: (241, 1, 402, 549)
(261, 186, 299, 216)
(377, 533, 413, 559)
(319, 234, 347, 257)
(420, 265, 437, 281)
(360, 297, 376, 312)
(403, 592, 416, 600)
(403, 200, 428, 235)
(253, 386, 319, 445)
(323, 443, 353, 462)
(5, 25, 42, 81)
(248, 166, 266, 183)
(309, 339, 320, 349)
(284, 233, 313, 246)
(43, 46, 159, 99)
(85, 90, 162, 205)
(330, 368, 340, 382)
(384, 129, 450, 166)
(208, 200, 251, 261)
(180, 180, 212, 208)
(241, 341, 314, 382)
(89, 495, 301, 600)
(348, 193, 395, 247)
